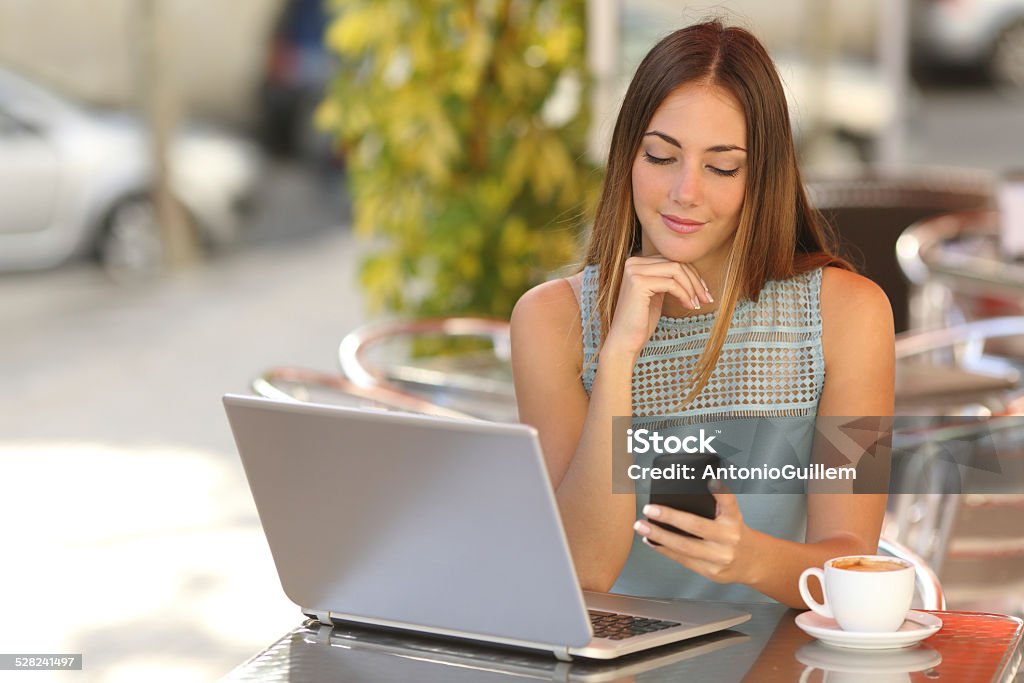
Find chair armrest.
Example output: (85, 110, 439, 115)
(879, 535, 946, 610)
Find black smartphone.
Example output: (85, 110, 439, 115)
(646, 451, 720, 541)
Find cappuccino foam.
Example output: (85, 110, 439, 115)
(831, 557, 906, 572)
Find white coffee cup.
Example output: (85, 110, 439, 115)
(798, 555, 915, 632)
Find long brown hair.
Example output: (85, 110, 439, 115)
(582, 20, 852, 405)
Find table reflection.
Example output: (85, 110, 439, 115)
(795, 641, 942, 683)
(222, 604, 1022, 682)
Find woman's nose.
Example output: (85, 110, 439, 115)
(669, 165, 702, 206)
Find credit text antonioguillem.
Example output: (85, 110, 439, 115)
(624, 428, 857, 482)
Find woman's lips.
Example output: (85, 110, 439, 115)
(660, 214, 706, 234)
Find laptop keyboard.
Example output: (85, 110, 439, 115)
(588, 610, 681, 640)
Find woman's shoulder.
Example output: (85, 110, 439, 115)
(819, 267, 892, 323)
(511, 276, 582, 335)
(818, 266, 895, 360)
(510, 276, 584, 372)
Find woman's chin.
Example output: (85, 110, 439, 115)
(644, 245, 705, 264)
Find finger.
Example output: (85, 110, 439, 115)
(625, 255, 674, 265)
(677, 264, 713, 304)
(632, 275, 701, 310)
(630, 271, 700, 310)
(644, 503, 717, 540)
(679, 263, 713, 302)
(640, 534, 722, 573)
(630, 518, 696, 557)
(635, 518, 710, 557)
(624, 255, 704, 281)
(626, 262, 706, 308)
(709, 481, 740, 518)
(637, 522, 738, 585)
(648, 543, 725, 580)
(668, 267, 705, 309)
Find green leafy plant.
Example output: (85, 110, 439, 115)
(318, 0, 599, 319)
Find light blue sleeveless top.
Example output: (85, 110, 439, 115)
(578, 264, 826, 603)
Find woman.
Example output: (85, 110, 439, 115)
(510, 20, 893, 608)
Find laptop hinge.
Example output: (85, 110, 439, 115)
(553, 646, 572, 662)
(306, 609, 334, 626)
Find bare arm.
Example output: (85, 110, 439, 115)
(634, 267, 894, 607)
(510, 279, 633, 590)
(511, 260, 710, 590)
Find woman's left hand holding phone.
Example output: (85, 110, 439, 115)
(634, 482, 757, 585)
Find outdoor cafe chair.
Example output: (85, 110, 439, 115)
(889, 316, 1024, 617)
(805, 166, 993, 333)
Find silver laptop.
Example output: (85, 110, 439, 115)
(223, 394, 751, 660)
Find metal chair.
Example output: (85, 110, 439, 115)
(878, 536, 946, 610)
(889, 317, 1024, 616)
(896, 210, 1024, 332)
(251, 365, 476, 419)
(337, 317, 517, 423)
(895, 316, 1024, 416)
(806, 167, 993, 333)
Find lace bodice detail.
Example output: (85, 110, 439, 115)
(579, 264, 825, 423)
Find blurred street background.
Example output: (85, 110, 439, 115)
(2, 0, 1024, 680)
(0, 160, 359, 682)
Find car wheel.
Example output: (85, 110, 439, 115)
(991, 19, 1024, 87)
(99, 196, 164, 280)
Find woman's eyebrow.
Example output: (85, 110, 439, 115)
(706, 144, 746, 153)
(643, 131, 682, 148)
(643, 131, 746, 153)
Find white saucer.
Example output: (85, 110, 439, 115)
(794, 610, 942, 650)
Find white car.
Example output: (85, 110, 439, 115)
(912, 0, 1024, 86)
(0, 67, 263, 275)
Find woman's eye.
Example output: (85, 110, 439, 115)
(708, 166, 740, 177)
(642, 151, 673, 165)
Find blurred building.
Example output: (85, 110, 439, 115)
(0, 0, 283, 128)
(591, 0, 894, 167)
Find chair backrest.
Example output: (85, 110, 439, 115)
(894, 210, 1024, 331)
(878, 536, 946, 610)
(251, 366, 477, 419)
(338, 317, 517, 422)
(806, 169, 993, 333)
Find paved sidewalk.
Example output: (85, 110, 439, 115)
(0, 224, 365, 682)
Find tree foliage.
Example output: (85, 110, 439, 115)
(319, 0, 599, 318)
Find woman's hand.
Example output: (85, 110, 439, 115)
(604, 256, 713, 360)
(631, 484, 755, 585)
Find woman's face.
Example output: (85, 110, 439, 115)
(632, 82, 747, 275)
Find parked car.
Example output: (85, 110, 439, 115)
(0, 66, 263, 276)
(257, 0, 335, 163)
(912, 0, 1024, 86)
